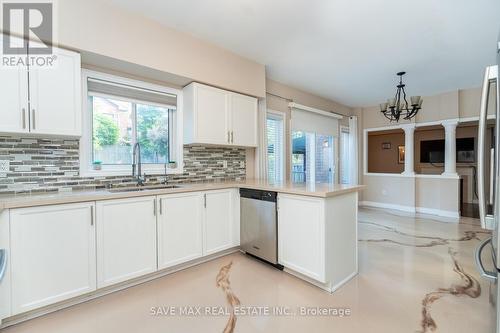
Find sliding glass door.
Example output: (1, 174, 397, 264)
(292, 131, 335, 183)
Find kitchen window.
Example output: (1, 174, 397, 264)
(80, 70, 183, 176)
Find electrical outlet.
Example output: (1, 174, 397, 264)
(222, 160, 228, 168)
(0, 160, 9, 173)
(240, 161, 245, 168)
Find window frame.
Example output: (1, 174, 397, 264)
(266, 110, 285, 183)
(80, 69, 184, 177)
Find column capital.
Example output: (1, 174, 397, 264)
(441, 119, 459, 129)
(400, 123, 416, 132)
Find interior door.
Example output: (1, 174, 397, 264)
(10, 203, 96, 314)
(195, 84, 230, 144)
(157, 193, 203, 269)
(28, 46, 81, 136)
(0, 35, 29, 133)
(230, 93, 258, 146)
(96, 197, 157, 288)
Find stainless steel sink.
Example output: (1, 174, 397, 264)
(108, 185, 181, 193)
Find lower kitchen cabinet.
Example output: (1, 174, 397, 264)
(203, 189, 237, 255)
(278, 194, 326, 282)
(157, 192, 204, 269)
(96, 197, 157, 288)
(9, 202, 96, 315)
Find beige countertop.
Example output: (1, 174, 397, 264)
(0, 179, 365, 210)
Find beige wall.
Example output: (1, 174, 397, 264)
(55, 0, 266, 98)
(367, 131, 405, 173)
(415, 91, 459, 122)
(362, 175, 415, 209)
(264, 79, 353, 181)
(266, 79, 352, 116)
(415, 178, 460, 214)
(459, 85, 497, 118)
(361, 86, 495, 130)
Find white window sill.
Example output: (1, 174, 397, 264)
(80, 165, 183, 178)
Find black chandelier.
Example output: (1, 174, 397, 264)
(379, 71, 423, 122)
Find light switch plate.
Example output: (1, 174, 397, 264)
(0, 160, 9, 173)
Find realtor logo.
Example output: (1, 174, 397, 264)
(2, 2, 53, 54)
(1, 1, 57, 67)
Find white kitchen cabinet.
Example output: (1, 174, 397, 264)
(230, 93, 258, 146)
(0, 210, 11, 323)
(0, 34, 81, 136)
(0, 35, 29, 134)
(183, 83, 229, 145)
(278, 194, 326, 282)
(9, 202, 96, 315)
(157, 192, 204, 269)
(203, 189, 237, 255)
(96, 197, 157, 288)
(183, 82, 257, 147)
(29, 46, 82, 136)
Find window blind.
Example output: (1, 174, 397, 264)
(267, 115, 284, 183)
(290, 106, 339, 137)
(87, 78, 177, 108)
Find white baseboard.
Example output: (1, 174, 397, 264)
(359, 201, 416, 213)
(415, 207, 460, 220)
(359, 201, 460, 221)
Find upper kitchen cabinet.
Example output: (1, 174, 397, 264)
(0, 34, 82, 136)
(183, 82, 258, 147)
(229, 93, 258, 146)
(28, 44, 82, 136)
(0, 35, 29, 134)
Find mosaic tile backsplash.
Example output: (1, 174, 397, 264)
(0, 136, 246, 195)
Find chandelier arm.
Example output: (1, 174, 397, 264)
(401, 87, 409, 111)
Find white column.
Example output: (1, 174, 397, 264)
(442, 120, 459, 177)
(402, 124, 416, 176)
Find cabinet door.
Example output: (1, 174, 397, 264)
(203, 190, 234, 255)
(194, 84, 230, 145)
(157, 193, 203, 269)
(0, 35, 29, 134)
(28, 47, 81, 136)
(278, 194, 325, 282)
(96, 197, 157, 288)
(230, 93, 258, 147)
(10, 203, 96, 315)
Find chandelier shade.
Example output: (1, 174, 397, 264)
(379, 72, 422, 122)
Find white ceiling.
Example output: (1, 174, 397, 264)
(108, 0, 500, 107)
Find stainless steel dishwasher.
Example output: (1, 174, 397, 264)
(240, 188, 282, 268)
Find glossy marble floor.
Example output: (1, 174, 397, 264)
(2, 208, 494, 333)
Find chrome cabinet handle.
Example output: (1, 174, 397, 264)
(227, 131, 230, 143)
(204, 193, 207, 208)
(31, 109, 36, 130)
(231, 131, 234, 143)
(90, 206, 94, 226)
(22, 108, 26, 129)
(0, 249, 7, 282)
(159, 198, 163, 215)
(478, 65, 498, 229)
(475, 237, 497, 281)
(153, 199, 157, 216)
